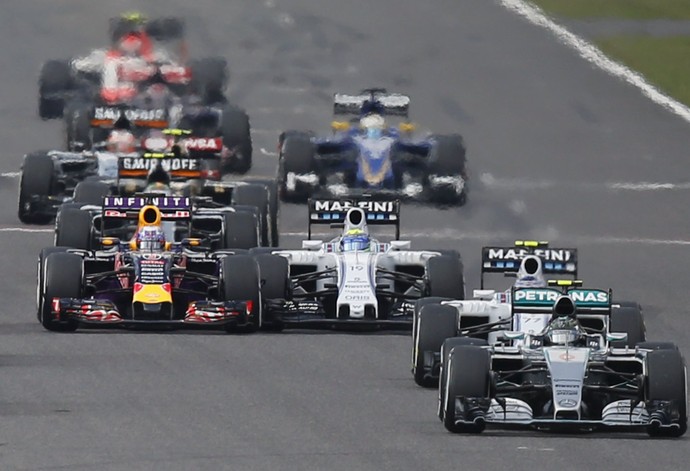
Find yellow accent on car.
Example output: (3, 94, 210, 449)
(163, 129, 192, 136)
(133, 284, 172, 304)
(331, 121, 350, 131)
(515, 240, 548, 247)
(399, 122, 415, 132)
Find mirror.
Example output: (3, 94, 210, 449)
(302, 240, 323, 250)
(100, 237, 120, 246)
(502, 331, 526, 341)
(606, 332, 628, 343)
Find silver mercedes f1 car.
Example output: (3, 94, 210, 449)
(438, 288, 686, 436)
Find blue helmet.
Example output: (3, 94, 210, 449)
(341, 229, 370, 252)
(136, 225, 166, 252)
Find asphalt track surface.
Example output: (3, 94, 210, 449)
(1, 1, 689, 469)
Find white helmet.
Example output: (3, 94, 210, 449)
(360, 114, 385, 139)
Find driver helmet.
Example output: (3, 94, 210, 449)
(136, 225, 166, 252)
(106, 129, 136, 153)
(341, 228, 370, 252)
(360, 113, 385, 139)
(119, 32, 144, 57)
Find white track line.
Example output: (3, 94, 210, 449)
(260, 148, 278, 157)
(281, 230, 690, 246)
(499, 0, 690, 122)
(0, 227, 53, 233)
(1, 172, 19, 178)
(480, 172, 690, 192)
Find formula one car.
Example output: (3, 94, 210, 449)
(53, 194, 265, 255)
(252, 198, 465, 330)
(37, 200, 261, 332)
(439, 290, 686, 436)
(277, 88, 467, 205)
(18, 127, 276, 246)
(412, 241, 588, 387)
(37, 12, 252, 171)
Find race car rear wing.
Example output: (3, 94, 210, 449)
(333, 89, 410, 117)
(511, 287, 612, 315)
(102, 195, 192, 220)
(481, 241, 578, 288)
(307, 198, 401, 240)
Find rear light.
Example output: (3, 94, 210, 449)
(201, 169, 221, 180)
(245, 300, 253, 315)
(133, 282, 143, 294)
(52, 298, 61, 314)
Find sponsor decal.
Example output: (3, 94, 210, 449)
(94, 107, 165, 122)
(183, 137, 222, 151)
(558, 399, 578, 407)
(104, 196, 190, 209)
(486, 248, 574, 262)
(120, 157, 199, 171)
(513, 289, 609, 305)
(314, 200, 396, 213)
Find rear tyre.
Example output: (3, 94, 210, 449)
(189, 57, 228, 104)
(442, 346, 490, 433)
(428, 134, 467, 205)
(413, 304, 457, 387)
(609, 304, 646, 348)
(278, 132, 315, 202)
(18, 152, 54, 224)
(426, 255, 465, 299)
(55, 207, 93, 250)
(219, 104, 252, 174)
(40, 252, 82, 332)
(73, 181, 110, 205)
(64, 102, 93, 151)
(39, 60, 73, 119)
(146, 17, 185, 40)
(222, 211, 259, 250)
(646, 347, 687, 437)
(233, 184, 270, 246)
(221, 255, 261, 332)
(250, 179, 280, 247)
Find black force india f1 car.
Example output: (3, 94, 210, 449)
(37, 199, 261, 332)
(250, 198, 466, 330)
(437, 287, 686, 437)
(277, 88, 467, 205)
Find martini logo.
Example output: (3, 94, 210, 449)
(486, 248, 573, 262)
(314, 200, 395, 212)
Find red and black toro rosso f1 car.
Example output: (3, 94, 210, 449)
(37, 196, 261, 332)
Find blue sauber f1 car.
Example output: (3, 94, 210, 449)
(277, 88, 467, 205)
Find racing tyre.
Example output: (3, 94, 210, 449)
(55, 207, 93, 250)
(40, 252, 82, 332)
(438, 337, 489, 420)
(73, 181, 110, 205)
(412, 296, 450, 362)
(18, 152, 54, 224)
(222, 211, 259, 250)
(255, 254, 289, 331)
(413, 304, 457, 387)
(250, 179, 280, 247)
(64, 102, 93, 151)
(609, 304, 646, 348)
(221, 254, 261, 332)
(219, 104, 252, 174)
(426, 255, 465, 299)
(646, 347, 687, 437)
(38, 60, 73, 119)
(278, 132, 315, 202)
(428, 134, 467, 205)
(190, 57, 228, 104)
(442, 346, 490, 433)
(233, 184, 270, 247)
(36, 247, 69, 320)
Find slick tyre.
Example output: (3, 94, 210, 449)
(73, 181, 111, 205)
(40, 252, 82, 332)
(55, 207, 93, 250)
(411, 296, 450, 368)
(442, 346, 490, 433)
(646, 347, 687, 437)
(189, 57, 227, 104)
(36, 247, 69, 320)
(428, 134, 467, 205)
(18, 152, 54, 224)
(426, 255, 465, 299)
(64, 102, 93, 151)
(413, 304, 457, 388)
(222, 211, 260, 250)
(609, 303, 646, 348)
(249, 179, 280, 247)
(221, 255, 261, 332)
(219, 104, 252, 173)
(233, 184, 270, 247)
(438, 337, 488, 420)
(38, 60, 72, 119)
(255, 254, 289, 331)
(278, 132, 315, 202)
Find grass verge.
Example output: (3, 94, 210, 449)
(530, 0, 690, 20)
